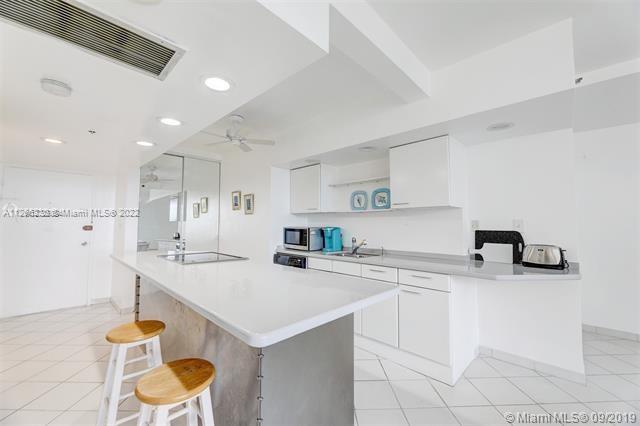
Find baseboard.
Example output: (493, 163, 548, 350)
(90, 297, 110, 305)
(583, 323, 640, 341)
(109, 298, 134, 315)
(479, 346, 586, 384)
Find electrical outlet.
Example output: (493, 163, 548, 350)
(513, 219, 524, 232)
(471, 220, 480, 230)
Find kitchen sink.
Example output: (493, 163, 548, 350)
(330, 252, 380, 259)
(159, 251, 248, 265)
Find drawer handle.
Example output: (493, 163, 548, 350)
(306, 208, 318, 211)
(401, 288, 421, 295)
(392, 202, 409, 206)
(368, 269, 387, 273)
(410, 274, 432, 279)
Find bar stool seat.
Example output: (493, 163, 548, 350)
(136, 359, 216, 426)
(106, 320, 165, 344)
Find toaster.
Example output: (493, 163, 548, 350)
(522, 245, 569, 270)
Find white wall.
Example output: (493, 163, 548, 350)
(110, 164, 140, 311)
(467, 129, 579, 261)
(88, 174, 116, 302)
(575, 123, 640, 335)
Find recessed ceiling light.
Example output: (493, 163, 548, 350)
(136, 140, 155, 147)
(43, 137, 64, 144)
(358, 146, 377, 152)
(486, 122, 515, 132)
(204, 76, 231, 92)
(40, 78, 72, 97)
(159, 117, 181, 126)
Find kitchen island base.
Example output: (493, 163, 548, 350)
(139, 279, 354, 426)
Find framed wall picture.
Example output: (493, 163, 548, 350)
(200, 197, 209, 213)
(232, 191, 241, 210)
(192, 202, 200, 218)
(244, 193, 254, 215)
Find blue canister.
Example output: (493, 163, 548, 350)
(322, 227, 343, 253)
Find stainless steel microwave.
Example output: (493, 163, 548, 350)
(283, 227, 323, 251)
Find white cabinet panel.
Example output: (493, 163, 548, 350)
(399, 269, 450, 292)
(362, 264, 398, 283)
(390, 136, 465, 208)
(332, 260, 362, 277)
(362, 295, 398, 347)
(307, 257, 332, 272)
(399, 285, 451, 365)
(290, 164, 321, 213)
(354, 310, 362, 334)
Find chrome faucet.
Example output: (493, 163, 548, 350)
(173, 232, 186, 254)
(351, 238, 368, 255)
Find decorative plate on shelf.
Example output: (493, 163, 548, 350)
(371, 188, 391, 209)
(350, 190, 368, 211)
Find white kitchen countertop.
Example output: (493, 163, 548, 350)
(112, 251, 398, 348)
(276, 247, 581, 281)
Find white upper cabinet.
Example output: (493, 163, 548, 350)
(290, 164, 322, 213)
(390, 135, 466, 209)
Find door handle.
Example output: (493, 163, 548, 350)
(81, 241, 88, 246)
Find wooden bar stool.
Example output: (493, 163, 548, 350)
(135, 358, 216, 426)
(98, 320, 166, 426)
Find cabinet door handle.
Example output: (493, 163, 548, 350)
(401, 288, 421, 295)
(410, 274, 432, 279)
(392, 202, 409, 206)
(367, 269, 387, 273)
(306, 208, 318, 211)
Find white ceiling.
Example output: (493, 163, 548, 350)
(369, 0, 640, 73)
(179, 48, 403, 156)
(0, 0, 325, 174)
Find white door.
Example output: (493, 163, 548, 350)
(390, 136, 450, 208)
(1, 167, 92, 318)
(290, 164, 321, 213)
(398, 285, 451, 365)
(362, 295, 398, 347)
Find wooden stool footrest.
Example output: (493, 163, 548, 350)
(123, 367, 154, 381)
(125, 354, 149, 365)
(114, 411, 139, 425)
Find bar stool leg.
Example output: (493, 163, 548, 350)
(106, 345, 127, 425)
(97, 345, 118, 426)
(137, 403, 152, 426)
(153, 407, 169, 426)
(147, 336, 163, 368)
(198, 387, 215, 426)
(186, 399, 198, 426)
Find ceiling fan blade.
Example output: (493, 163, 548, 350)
(200, 130, 227, 138)
(245, 138, 275, 146)
(238, 142, 252, 152)
(204, 140, 229, 146)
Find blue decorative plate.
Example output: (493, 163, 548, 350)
(371, 188, 391, 209)
(350, 190, 368, 211)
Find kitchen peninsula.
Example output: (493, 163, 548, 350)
(112, 251, 398, 426)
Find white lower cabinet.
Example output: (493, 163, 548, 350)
(362, 295, 398, 347)
(398, 285, 451, 365)
(307, 257, 332, 272)
(354, 310, 362, 334)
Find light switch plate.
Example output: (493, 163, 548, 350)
(471, 220, 480, 230)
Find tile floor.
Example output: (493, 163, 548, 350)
(0, 304, 639, 425)
(354, 333, 640, 425)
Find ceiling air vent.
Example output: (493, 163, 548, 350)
(0, 0, 184, 80)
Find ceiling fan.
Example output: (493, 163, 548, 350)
(201, 114, 275, 152)
(140, 165, 175, 184)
